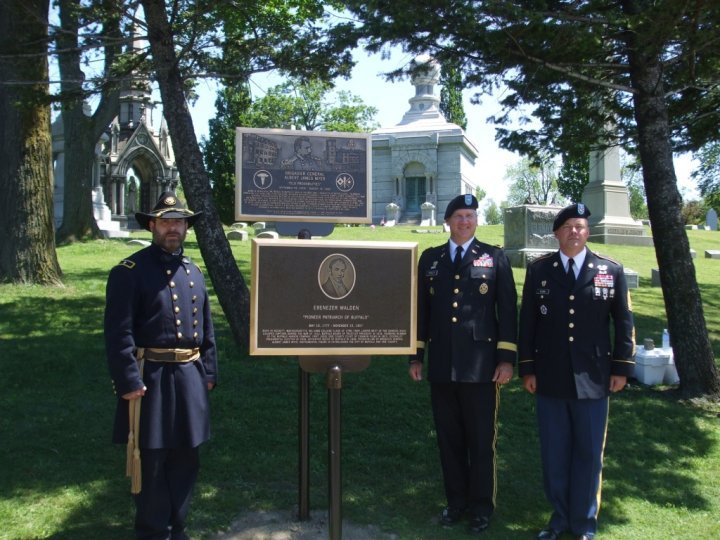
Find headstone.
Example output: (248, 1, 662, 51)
(651, 268, 661, 286)
(582, 146, 653, 246)
(227, 230, 248, 241)
(420, 201, 436, 226)
(705, 250, 720, 259)
(706, 208, 718, 230)
(252, 222, 267, 232)
(231, 222, 248, 229)
(385, 202, 400, 226)
(127, 239, 151, 246)
(256, 231, 279, 239)
(503, 205, 562, 267)
(685, 224, 698, 230)
(624, 268, 639, 289)
(690, 249, 696, 259)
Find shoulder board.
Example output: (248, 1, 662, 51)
(117, 259, 136, 269)
(594, 253, 622, 266)
(527, 252, 555, 267)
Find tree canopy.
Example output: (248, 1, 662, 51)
(346, 0, 720, 398)
(202, 78, 377, 224)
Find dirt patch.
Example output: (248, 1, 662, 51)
(209, 509, 399, 540)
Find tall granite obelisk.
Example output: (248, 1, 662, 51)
(582, 146, 653, 246)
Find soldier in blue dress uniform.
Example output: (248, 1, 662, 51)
(105, 192, 218, 540)
(409, 194, 518, 534)
(518, 203, 635, 540)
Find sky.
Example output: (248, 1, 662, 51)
(187, 48, 699, 205)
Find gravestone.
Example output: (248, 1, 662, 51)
(705, 250, 720, 259)
(420, 201, 436, 226)
(582, 146, 653, 246)
(624, 268, 639, 289)
(227, 230, 248, 241)
(384, 202, 400, 227)
(503, 205, 562, 267)
(651, 268, 661, 286)
(707, 208, 718, 231)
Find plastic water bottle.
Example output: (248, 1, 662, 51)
(662, 329, 670, 350)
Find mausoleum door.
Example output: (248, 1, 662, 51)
(405, 176, 426, 214)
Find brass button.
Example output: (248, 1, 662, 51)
(192, 295, 197, 302)
(453, 288, 459, 294)
(169, 281, 176, 288)
(176, 319, 181, 326)
(193, 320, 198, 327)
(166, 269, 172, 275)
(174, 306, 180, 313)
(451, 317, 458, 323)
(569, 308, 575, 314)
(186, 269, 190, 275)
(177, 332, 183, 339)
(454, 274, 460, 280)
(452, 302, 458, 308)
(172, 294, 178, 301)
(193, 332, 199, 338)
(189, 281, 195, 287)
(569, 295, 575, 300)
(569, 336, 574, 342)
(569, 322, 575, 328)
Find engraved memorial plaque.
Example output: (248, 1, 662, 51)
(250, 239, 417, 355)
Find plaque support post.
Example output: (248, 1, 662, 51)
(298, 365, 310, 521)
(298, 356, 370, 540)
(327, 365, 343, 540)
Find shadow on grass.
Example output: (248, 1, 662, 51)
(1, 284, 718, 539)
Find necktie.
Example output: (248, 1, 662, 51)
(454, 246, 463, 272)
(567, 258, 576, 288)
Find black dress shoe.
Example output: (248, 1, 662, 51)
(469, 515, 490, 533)
(439, 506, 464, 525)
(537, 528, 562, 540)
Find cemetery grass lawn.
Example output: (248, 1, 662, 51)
(0, 225, 718, 539)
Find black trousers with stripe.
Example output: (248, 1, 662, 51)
(430, 381, 499, 518)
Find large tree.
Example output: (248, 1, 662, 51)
(0, 0, 62, 285)
(53, 0, 126, 243)
(202, 78, 377, 224)
(348, 1, 720, 398)
(139, 0, 354, 347)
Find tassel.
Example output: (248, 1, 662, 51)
(131, 447, 142, 494)
(126, 430, 134, 477)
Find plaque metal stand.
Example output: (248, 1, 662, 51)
(298, 356, 371, 540)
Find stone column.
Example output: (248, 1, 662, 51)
(582, 146, 653, 246)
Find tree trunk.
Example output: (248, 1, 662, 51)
(627, 39, 720, 399)
(0, 0, 63, 285)
(141, 0, 250, 348)
(55, 0, 119, 244)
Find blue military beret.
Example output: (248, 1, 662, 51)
(444, 194, 479, 220)
(553, 203, 591, 231)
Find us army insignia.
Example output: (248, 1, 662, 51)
(119, 259, 136, 269)
(479, 283, 489, 294)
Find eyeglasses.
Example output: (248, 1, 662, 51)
(559, 224, 587, 232)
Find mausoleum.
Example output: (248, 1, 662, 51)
(371, 56, 481, 224)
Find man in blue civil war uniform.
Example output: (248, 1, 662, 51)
(105, 192, 218, 540)
(518, 203, 635, 540)
(409, 194, 518, 534)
